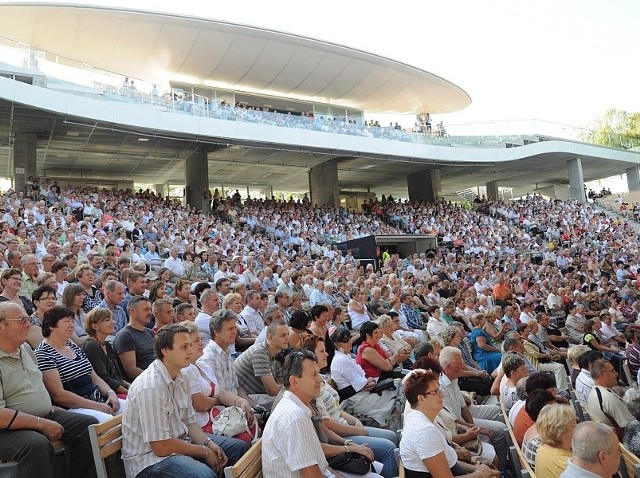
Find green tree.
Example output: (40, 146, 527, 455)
(581, 109, 640, 149)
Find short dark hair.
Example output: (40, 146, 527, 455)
(41, 305, 75, 338)
(32, 285, 57, 302)
(413, 356, 442, 373)
(215, 278, 229, 291)
(127, 295, 150, 313)
(359, 321, 379, 342)
(525, 372, 556, 394)
(154, 323, 190, 359)
(404, 369, 438, 407)
(282, 348, 317, 388)
(413, 342, 434, 361)
(309, 304, 328, 320)
(577, 350, 603, 370)
(209, 309, 236, 338)
(175, 302, 194, 316)
(289, 310, 311, 330)
(330, 325, 351, 344)
(525, 389, 555, 421)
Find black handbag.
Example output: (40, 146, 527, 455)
(327, 452, 372, 475)
(370, 377, 396, 395)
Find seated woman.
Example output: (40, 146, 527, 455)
(400, 369, 498, 478)
(288, 310, 312, 348)
(521, 390, 558, 469)
(534, 404, 576, 478)
(35, 305, 126, 422)
(27, 285, 58, 348)
(81, 307, 130, 398)
(61, 283, 90, 345)
(0, 268, 34, 315)
(356, 321, 410, 380)
(223, 292, 256, 352)
(300, 334, 399, 478)
(171, 279, 194, 308)
(468, 313, 502, 373)
(582, 318, 623, 375)
(330, 326, 404, 431)
(181, 321, 255, 448)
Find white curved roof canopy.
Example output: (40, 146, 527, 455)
(0, 2, 471, 114)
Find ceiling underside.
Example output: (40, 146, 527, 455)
(0, 3, 471, 114)
(0, 100, 634, 198)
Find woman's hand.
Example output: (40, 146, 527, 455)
(238, 398, 254, 423)
(105, 392, 120, 412)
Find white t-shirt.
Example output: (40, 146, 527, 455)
(400, 409, 457, 473)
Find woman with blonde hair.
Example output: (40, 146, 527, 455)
(534, 404, 576, 477)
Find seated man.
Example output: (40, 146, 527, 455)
(262, 348, 377, 478)
(114, 296, 156, 381)
(232, 320, 289, 409)
(122, 323, 247, 478)
(575, 350, 603, 407)
(587, 359, 634, 431)
(0, 302, 97, 478)
(560, 421, 621, 478)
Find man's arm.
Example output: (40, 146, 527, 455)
(299, 465, 327, 478)
(0, 407, 63, 442)
(118, 351, 143, 380)
(260, 375, 283, 397)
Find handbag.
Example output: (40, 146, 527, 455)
(370, 378, 396, 395)
(210, 406, 258, 442)
(327, 451, 372, 475)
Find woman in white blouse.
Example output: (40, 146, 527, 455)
(400, 369, 498, 478)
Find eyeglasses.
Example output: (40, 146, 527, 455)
(3, 316, 30, 325)
(423, 387, 444, 396)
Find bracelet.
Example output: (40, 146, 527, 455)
(5, 409, 19, 429)
(204, 438, 212, 448)
(234, 397, 240, 406)
(36, 417, 41, 430)
(344, 444, 350, 453)
(202, 445, 209, 461)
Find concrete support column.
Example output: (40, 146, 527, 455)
(185, 147, 211, 213)
(627, 166, 640, 192)
(567, 158, 586, 203)
(486, 180, 499, 201)
(407, 169, 441, 203)
(308, 159, 339, 207)
(155, 184, 165, 197)
(13, 133, 37, 194)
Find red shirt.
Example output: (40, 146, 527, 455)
(356, 341, 389, 379)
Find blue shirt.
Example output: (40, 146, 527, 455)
(97, 299, 128, 334)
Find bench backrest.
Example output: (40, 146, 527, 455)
(224, 438, 262, 478)
(88, 414, 124, 478)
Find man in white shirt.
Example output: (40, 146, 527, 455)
(194, 289, 220, 345)
(575, 350, 603, 407)
(164, 247, 185, 278)
(262, 349, 374, 478)
(239, 290, 264, 335)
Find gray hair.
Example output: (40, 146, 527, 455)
(438, 346, 461, 369)
(624, 387, 640, 420)
(282, 349, 317, 389)
(209, 309, 236, 338)
(376, 314, 392, 328)
(441, 325, 461, 346)
(571, 421, 618, 463)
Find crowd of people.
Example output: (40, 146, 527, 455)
(1, 177, 640, 478)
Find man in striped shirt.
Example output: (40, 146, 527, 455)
(122, 323, 246, 478)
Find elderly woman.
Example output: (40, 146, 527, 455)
(623, 388, 640, 458)
(222, 292, 255, 352)
(377, 314, 412, 357)
(356, 321, 409, 380)
(442, 324, 493, 396)
(468, 313, 502, 373)
(180, 321, 254, 450)
(300, 334, 399, 478)
(35, 305, 126, 422)
(534, 404, 576, 477)
(171, 279, 194, 308)
(330, 326, 404, 431)
(75, 264, 103, 313)
(521, 390, 559, 469)
(427, 306, 449, 344)
(81, 307, 130, 397)
(400, 369, 497, 478)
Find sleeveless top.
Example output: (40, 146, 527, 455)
(356, 341, 388, 379)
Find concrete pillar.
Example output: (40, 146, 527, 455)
(308, 159, 339, 207)
(486, 180, 499, 201)
(155, 183, 165, 197)
(185, 147, 211, 213)
(567, 158, 586, 203)
(13, 133, 37, 194)
(627, 166, 640, 192)
(407, 169, 441, 203)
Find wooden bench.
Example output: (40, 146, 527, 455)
(620, 444, 640, 478)
(498, 393, 536, 478)
(223, 438, 262, 478)
(88, 414, 125, 478)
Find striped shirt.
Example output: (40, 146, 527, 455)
(122, 359, 195, 478)
(35, 340, 93, 387)
(199, 339, 239, 395)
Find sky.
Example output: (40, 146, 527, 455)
(4, 0, 640, 130)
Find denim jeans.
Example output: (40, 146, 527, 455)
(137, 434, 248, 478)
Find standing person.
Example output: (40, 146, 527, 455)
(122, 324, 245, 478)
(0, 302, 98, 478)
